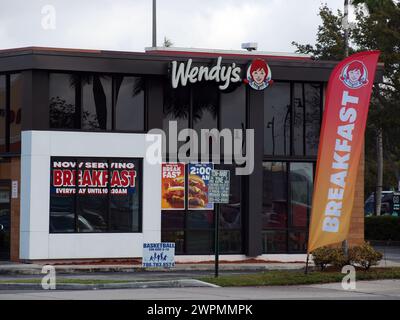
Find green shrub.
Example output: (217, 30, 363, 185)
(312, 242, 383, 271)
(349, 242, 383, 270)
(365, 216, 400, 241)
(311, 247, 334, 271)
(329, 248, 349, 268)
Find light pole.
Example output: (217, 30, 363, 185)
(344, 0, 350, 58)
(342, 0, 351, 257)
(152, 0, 157, 47)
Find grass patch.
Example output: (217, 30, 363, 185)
(199, 267, 400, 287)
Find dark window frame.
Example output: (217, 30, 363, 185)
(49, 156, 143, 234)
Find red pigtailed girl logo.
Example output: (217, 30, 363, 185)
(244, 59, 273, 90)
(340, 60, 368, 89)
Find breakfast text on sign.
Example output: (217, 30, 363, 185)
(52, 160, 137, 195)
(323, 91, 359, 233)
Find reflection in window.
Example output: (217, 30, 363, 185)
(186, 230, 213, 254)
(162, 230, 184, 254)
(161, 164, 243, 254)
(262, 230, 287, 253)
(220, 231, 242, 254)
(10, 74, 22, 153)
(163, 82, 190, 154)
(192, 82, 218, 133)
(218, 165, 241, 230)
(264, 82, 291, 156)
(187, 211, 214, 229)
(293, 83, 321, 156)
(109, 159, 142, 232)
(77, 158, 109, 232)
(290, 163, 313, 228)
(77, 194, 108, 232)
(115, 76, 145, 131)
(220, 85, 246, 154)
(49, 73, 79, 129)
(262, 161, 314, 253)
(82, 75, 112, 130)
(0, 76, 5, 153)
(289, 231, 307, 252)
(262, 162, 287, 229)
(161, 211, 185, 230)
(49, 196, 75, 233)
(49, 157, 142, 233)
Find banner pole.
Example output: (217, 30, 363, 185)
(305, 253, 310, 275)
(214, 203, 220, 278)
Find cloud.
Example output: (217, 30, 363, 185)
(0, 0, 349, 53)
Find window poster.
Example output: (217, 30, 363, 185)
(188, 163, 214, 210)
(50, 158, 138, 196)
(161, 162, 185, 210)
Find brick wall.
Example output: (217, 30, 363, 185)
(348, 148, 365, 246)
(10, 157, 20, 262)
(0, 157, 20, 262)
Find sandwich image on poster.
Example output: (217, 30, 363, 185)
(188, 163, 214, 210)
(161, 163, 185, 210)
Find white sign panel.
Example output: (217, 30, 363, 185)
(11, 180, 18, 199)
(142, 243, 175, 268)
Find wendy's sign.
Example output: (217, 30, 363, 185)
(244, 59, 273, 90)
(170, 56, 272, 91)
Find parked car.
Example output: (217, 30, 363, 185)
(364, 191, 400, 216)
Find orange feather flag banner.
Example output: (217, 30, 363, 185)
(307, 51, 380, 253)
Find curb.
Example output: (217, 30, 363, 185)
(0, 264, 307, 275)
(0, 279, 219, 291)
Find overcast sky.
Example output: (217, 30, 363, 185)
(0, 0, 354, 53)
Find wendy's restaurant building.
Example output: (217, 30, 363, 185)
(0, 46, 383, 263)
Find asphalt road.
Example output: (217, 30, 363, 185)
(376, 246, 400, 264)
(0, 279, 399, 300)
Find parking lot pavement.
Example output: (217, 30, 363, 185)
(0, 279, 399, 300)
(375, 246, 400, 264)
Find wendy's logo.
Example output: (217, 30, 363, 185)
(244, 59, 273, 90)
(340, 60, 368, 89)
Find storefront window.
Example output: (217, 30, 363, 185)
(262, 161, 313, 253)
(82, 75, 112, 130)
(264, 82, 291, 156)
(161, 211, 185, 230)
(262, 230, 287, 253)
(49, 157, 142, 233)
(186, 230, 214, 254)
(293, 83, 322, 156)
(49, 73, 146, 132)
(162, 230, 184, 254)
(163, 82, 190, 155)
(220, 85, 246, 154)
(49, 73, 79, 129)
(187, 211, 214, 229)
(288, 230, 307, 252)
(115, 76, 145, 131)
(265, 82, 322, 156)
(192, 82, 218, 134)
(10, 74, 21, 153)
(290, 162, 313, 228)
(161, 163, 243, 254)
(262, 162, 287, 229)
(0, 75, 5, 153)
